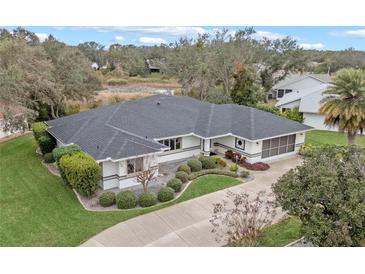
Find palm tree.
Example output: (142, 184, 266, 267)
(320, 68, 365, 145)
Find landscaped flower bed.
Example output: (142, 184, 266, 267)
(239, 160, 270, 171)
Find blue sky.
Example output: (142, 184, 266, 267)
(3, 26, 365, 50)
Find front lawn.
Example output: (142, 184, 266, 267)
(305, 130, 365, 147)
(178, 175, 241, 201)
(257, 217, 302, 247)
(0, 134, 241, 246)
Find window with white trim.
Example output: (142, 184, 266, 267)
(261, 134, 296, 158)
(235, 138, 245, 150)
(158, 137, 182, 150)
(127, 157, 143, 174)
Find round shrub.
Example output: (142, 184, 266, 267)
(177, 164, 191, 174)
(53, 144, 81, 163)
(157, 187, 175, 202)
(59, 151, 101, 197)
(99, 192, 116, 207)
(44, 152, 55, 163)
(240, 170, 250, 178)
(116, 191, 136, 209)
(32, 122, 47, 141)
(167, 178, 182, 192)
(218, 159, 227, 167)
(38, 135, 56, 155)
(198, 156, 217, 169)
(138, 192, 157, 207)
(175, 171, 189, 183)
(229, 163, 238, 172)
(212, 156, 221, 164)
(187, 159, 202, 172)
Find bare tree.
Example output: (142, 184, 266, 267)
(210, 190, 277, 246)
(136, 167, 156, 193)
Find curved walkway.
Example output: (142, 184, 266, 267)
(80, 156, 302, 247)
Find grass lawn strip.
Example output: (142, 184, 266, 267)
(0, 135, 241, 246)
(305, 130, 365, 147)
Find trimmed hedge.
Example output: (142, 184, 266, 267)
(52, 144, 82, 163)
(167, 178, 182, 192)
(59, 151, 101, 197)
(177, 164, 191, 174)
(187, 159, 202, 172)
(115, 190, 137, 209)
(175, 171, 189, 183)
(38, 135, 56, 155)
(44, 153, 55, 163)
(157, 187, 175, 202)
(139, 192, 157, 207)
(116, 191, 136, 209)
(188, 169, 238, 180)
(198, 156, 216, 169)
(99, 192, 116, 207)
(32, 122, 48, 141)
(229, 164, 238, 172)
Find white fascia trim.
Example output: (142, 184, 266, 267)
(153, 133, 196, 141)
(97, 150, 164, 164)
(252, 129, 314, 142)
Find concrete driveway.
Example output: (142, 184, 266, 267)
(80, 156, 301, 247)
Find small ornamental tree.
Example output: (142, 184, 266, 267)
(210, 190, 277, 246)
(59, 151, 101, 197)
(273, 145, 365, 247)
(136, 168, 156, 193)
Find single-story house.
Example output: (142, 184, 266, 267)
(268, 73, 331, 100)
(46, 95, 312, 190)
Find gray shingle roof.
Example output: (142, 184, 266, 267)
(273, 73, 331, 89)
(46, 95, 311, 161)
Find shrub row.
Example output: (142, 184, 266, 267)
(188, 169, 238, 181)
(177, 164, 191, 174)
(299, 144, 317, 157)
(187, 159, 202, 172)
(32, 122, 56, 155)
(44, 152, 55, 163)
(157, 187, 175, 202)
(52, 144, 82, 163)
(59, 151, 101, 197)
(167, 178, 182, 192)
(99, 192, 116, 207)
(175, 171, 189, 183)
(32, 122, 48, 141)
(198, 156, 217, 169)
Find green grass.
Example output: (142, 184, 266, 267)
(0, 135, 241, 246)
(305, 130, 365, 147)
(179, 175, 241, 201)
(257, 217, 302, 247)
(228, 217, 302, 247)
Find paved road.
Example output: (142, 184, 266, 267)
(81, 156, 301, 247)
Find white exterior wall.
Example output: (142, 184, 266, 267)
(281, 77, 323, 92)
(212, 133, 306, 163)
(157, 135, 201, 163)
(303, 113, 338, 131)
(278, 100, 301, 110)
(101, 154, 159, 190)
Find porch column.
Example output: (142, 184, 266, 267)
(202, 139, 211, 156)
